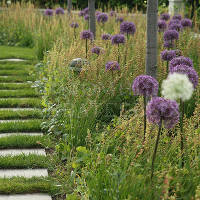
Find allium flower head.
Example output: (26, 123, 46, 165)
(83, 7, 89, 15)
(44, 9, 54, 16)
(105, 61, 120, 71)
(168, 19, 181, 26)
(91, 46, 103, 55)
(161, 73, 194, 101)
(169, 56, 193, 71)
(120, 21, 136, 35)
(170, 64, 199, 88)
(168, 23, 182, 32)
(160, 13, 170, 21)
(158, 20, 167, 32)
(80, 30, 94, 40)
(111, 34, 125, 45)
(84, 14, 89, 21)
(96, 11, 101, 16)
(79, 10, 84, 17)
(97, 13, 108, 23)
(70, 22, 79, 28)
(102, 33, 111, 40)
(146, 97, 179, 129)
(55, 7, 65, 15)
(164, 30, 179, 41)
(116, 17, 124, 23)
(181, 18, 192, 28)
(172, 14, 182, 21)
(164, 40, 174, 48)
(110, 11, 116, 17)
(132, 75, 159, 97)
(161, 50, 177, 61)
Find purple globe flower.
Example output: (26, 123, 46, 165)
(164, 40, 175, 48)
(161, 50, 177, 61)
(146, 97, 179, 129)
(172, 14, 182, 21)
(97, 13, 108, 23)
(158, 20, 167, 32)
(170, 65, 199, 88)
(96, 11, 101, 16)
(91, 46, 103, 55)
(79, 10, 84, 17)
(164, 30, 179, 41)
(102, 33, 111, 40)
(116, 16, 124, 23)
(80, 30, 94, 40)
(168, 19, 181, 26)
(83, 7, 89, 15)
(111, 34, 125, 45)
(160, 13, 170, 21)
(181, 18, 192, 28)
(110, 10, 116, 17)
(105, 61, 120, 71)
(55, 7, 65, 15)
(120, 21, 136, 35)
(84, 14, 89, 21)
(70, 22, 79, 28)
(44, 9, 54, 16)
(168, 23, 182, 32)
(169, 56, 193, 71)
(132, 75, 159, 97)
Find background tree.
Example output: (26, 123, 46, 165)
(67, 0, 72, 14)
(88, 0, 96, 38)
(145, 0, 158, 79)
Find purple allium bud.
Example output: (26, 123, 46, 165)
(96, 11, 101, 16)
(105, 61, 120, 71)
(44, 9, 54, 16)
(97, 13, 108, 23)
(132, 75, 159, 97)
(168, 19, 181, 26)
(79, 10, 84, 17)
(116, 16, 124, 23)
(120, 21, 136, 35)
(163, 30, 179, 41)
(172, 14, 182, 21)
(146, 97, 179, 129)
(164, 40, 175, 48)
(84, 14, 89, 21)
(110, 10, 116, 17)
(111, 34, 126, 45)
(160, 13, 170, 21)
(80, 30, 94, 40)
(70, 22, 79, 28)
(83, 7, 89, 15)
(170, 64, 199, 88)
(161, 50, 177, 61)
(158, 20, 167, 32)
(169, 56, 193, 71)
(102, 33, 111, 40)
(91, 46, 103, 55)
(168, 23, 182, 32)
(55, 7, 65, 15)
(181, 18, 192, 28)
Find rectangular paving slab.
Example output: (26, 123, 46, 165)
(0, 132, 43, 138)
(0, 194, 52, 200)
(0, 149, 46, 156)
(0, 169, 48, 178)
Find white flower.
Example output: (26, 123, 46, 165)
(161, 73, 194, 101)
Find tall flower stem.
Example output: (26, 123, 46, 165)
(85, 39, 88, 58)
(124, 34, 129, 65)
(143, 95, 147, 142)
(151, 119, 162, 180)
(74, 28, 76, 39)
(180, 100, 185, 167)
(118, 44, 120, 63)
(166, 61, 169, 74)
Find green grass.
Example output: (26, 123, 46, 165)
(0, 63, 34, 70)
(0, 177, 59, 194)
(0, 135, 45, 149)
(0, 76, 34, 83)
(0, 98, 41, 108)
(0, 83, 32, 90)
(0, 46, 36, 60)
(0, 119, 42, 133)
(0, 109, 42, 120)
(0, 70, 30, 76)
(0, 154, 48, 169)
(0, 89, 39, 98)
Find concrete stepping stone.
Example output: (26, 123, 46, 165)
(0, 59, 27, 62)
(0, 169, 48, 178)
(0, 108, 39, 111)
(0, 194, 52, 200)
(0, 132, 43, 138)
(0, 149, 46, 156)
